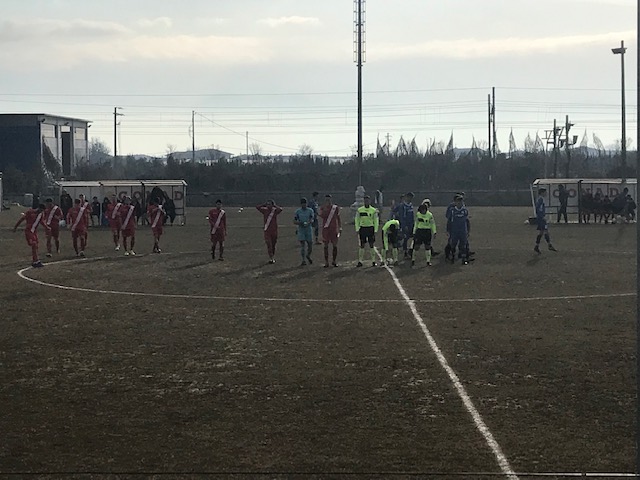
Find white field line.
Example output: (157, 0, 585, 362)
(15, 257, 636, 305)
(375, 248, 519, 480)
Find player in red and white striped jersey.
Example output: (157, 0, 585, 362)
(147, 198, 166, 253)
(256, 200, 283, 264)
(14, 204, 49, 267)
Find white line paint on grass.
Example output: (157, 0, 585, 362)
(16, 257, 636, 306)
(375, 248, 519, 480)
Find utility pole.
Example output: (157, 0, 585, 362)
(354, 0, 366, 186)
(192, 110, 196, 163)
(563, 115, 576, 177)
(612, 40, 627, 176)
(487, 94, 492, 157)
(385, 132, 392, 156)
(246, 131, 250, 158)
(492, 87, 497, 160)
(113, 107, 123, 161)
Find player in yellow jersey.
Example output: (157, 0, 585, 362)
(355, 195, 379, 267)
(381, 218, 400, 266)
(412, 200, 436, 266)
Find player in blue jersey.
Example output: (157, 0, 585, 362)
(397, 192, 415, 258)
(534, 187, 557, 254)
(294, 197, 315, 266)
(446, 194, 471, 265)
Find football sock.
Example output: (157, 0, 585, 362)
(73, 238, 79, 254)
(426, 249, 431, 262)
(544, 233, 550, 244)
(536, 234, 542, 244)
(358, 248, 364, 262)
(324, 245, 329, 262)
(332, 246, 338, 262)
(300, 244, 306, 259)
(218, 243, 223, 257)
(306, 241, 312, 256)
(392, 248, 398, 262)
(31, 245, 38, 262)
(370, 248, 376, 262)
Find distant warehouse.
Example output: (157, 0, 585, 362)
(0, 113, 90, 179)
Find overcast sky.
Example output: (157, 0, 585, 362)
(0, 0, 636, 156)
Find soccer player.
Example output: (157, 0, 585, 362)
(209, 199, 227, 261)
(66, 198, 90, 257)
(148, 198, 165, 253)
(412, 200, 437, 266)
(398, 192, 415, 258)
(308, 191, 321, 245)
(355, 194, 379, 267)
(43, 198, 63, 257)
(381, 217, 400, 266)
(13, 203, 49, 268)
(106, 195, 123, 251)
(294, 197, 315, 266)
(318, 194, 342, 267)
(256, 200, 283, 264)
(447, 195, 470, 265)
(119, 196, 137, 256)
(534, 187, 557, 254)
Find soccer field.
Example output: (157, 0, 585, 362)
(0, 206, 636, 479)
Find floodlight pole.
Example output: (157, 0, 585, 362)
(354, 0, 366, 186)
(622, 0, 640, 476)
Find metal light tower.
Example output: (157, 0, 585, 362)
(612, 40, 627, 175)
(354, 0, 366, 186)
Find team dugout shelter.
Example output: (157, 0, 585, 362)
(531, 178, 637, 223)
(55, 180, 187, 224)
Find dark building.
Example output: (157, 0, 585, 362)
(0, 114, 90, 179)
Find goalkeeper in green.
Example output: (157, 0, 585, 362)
(355, 195, 379, 267)
(412, 199, 436, 266)
(381, 218, 400, 266)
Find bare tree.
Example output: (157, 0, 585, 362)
(89, 138, 111, 164)
(249, 142, 263, 160)
(298, 144, 313, 156)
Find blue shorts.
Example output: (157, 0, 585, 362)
(537, 220, 548, 231)
(297, 226, 313, 242)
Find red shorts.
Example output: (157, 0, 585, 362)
(72, 229, 87, 239)
(25, 231, 38, 247)
(121, 228, 135, 238)
(210, 233, 225, 243)
(152, 227, 163, 237)
(47, 227, 59, 239)
(322, 228, 339, 244)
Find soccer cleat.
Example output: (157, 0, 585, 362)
(332, 262, 338, 267)
(115, 245, 120, 251)
(156, 248, 162, 254)
(32, 261, 44, 268)
(324, 263, 329, 268)
(372, 262, 377, 267)
(356, 261, 363, 267)
(130, 251, 136, 256)
(462, 259, 469, 265)
(411, 260, 415, 267)
(534, 245, 541, 254)
(548, 244, 557, 252)
(218, 256, 223, 261)
(268, 259, 274, 264)
(79, 251, 86, 258)
(300, 261, 307, 266)
(124, 251, 130, 256)
(46, 253, 52, 258)
(75, 252, 80, 257)
(306, 255, 313, 264)
(427, 261, 432, 266)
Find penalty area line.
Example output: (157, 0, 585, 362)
(375, 247, 519, 480)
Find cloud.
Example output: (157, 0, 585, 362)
(372, 30, 637, 60)
(257, 16, 321, 28)
(0, 33, 273, 69)
(136, 17, 173, 29)
(0, 18, 129, 43)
